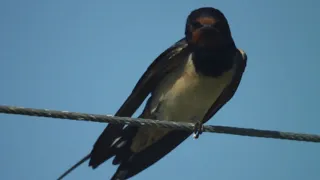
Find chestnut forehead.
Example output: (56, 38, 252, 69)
(196, 17, 218, 24)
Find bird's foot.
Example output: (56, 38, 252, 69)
(193, 121, 204, 139)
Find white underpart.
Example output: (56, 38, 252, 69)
(130, 54, 236, 152)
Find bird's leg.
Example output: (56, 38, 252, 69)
(193, 120, 204, 139)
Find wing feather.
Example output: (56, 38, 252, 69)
(110, 49, 248, 180)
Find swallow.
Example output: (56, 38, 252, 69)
(57, 7, 247, 180)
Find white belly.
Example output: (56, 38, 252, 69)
(130, 56, 236, 152)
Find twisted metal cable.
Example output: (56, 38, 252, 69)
(0, 105, 319, 143)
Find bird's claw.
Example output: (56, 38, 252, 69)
(193, 121, 204, 139)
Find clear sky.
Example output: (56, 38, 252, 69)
(1, 0, 320, 179)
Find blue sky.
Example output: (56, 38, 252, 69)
(1, 0, 320, 179)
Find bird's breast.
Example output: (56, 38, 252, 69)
(130, 56, 236, 152)
(150, 56, 235, 123)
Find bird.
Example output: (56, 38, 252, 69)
(57, 7, 247, 180)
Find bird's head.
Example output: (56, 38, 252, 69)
(185, 7, 235, 50)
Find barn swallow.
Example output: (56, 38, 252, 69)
(58, 7, 247, 180)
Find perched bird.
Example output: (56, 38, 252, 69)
(58, 7, 247, 180)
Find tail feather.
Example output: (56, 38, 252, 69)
(111, 130, 191, 180)
(57, 125, 139, 179)
(57, 127, 190, 180)
(57, 153, 91, 180)
(57, 125, 128, 179)
(89, 124, 125, 168)
(57, 132, 134, 179)
(112, 145, 133, 165)
(110, 127, 139, 165)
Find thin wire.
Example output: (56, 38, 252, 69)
(0, 105, 320, 142)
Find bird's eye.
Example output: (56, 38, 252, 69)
(192, 21, 202, 29)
